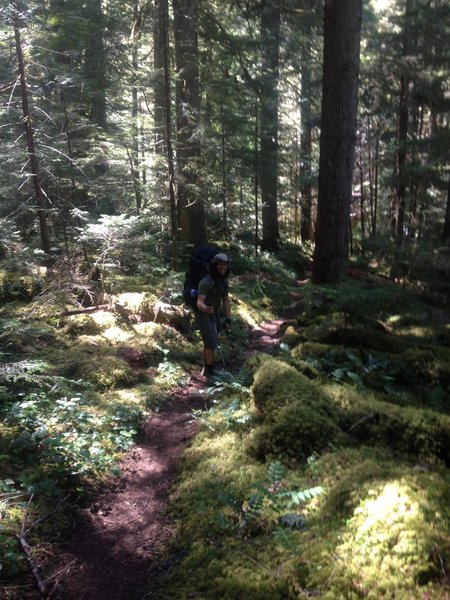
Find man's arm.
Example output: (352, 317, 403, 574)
(197, 294, 214, 314)
(223, 295, 231, 320)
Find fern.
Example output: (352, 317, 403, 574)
(0, 360, 50, 385)
(268, 460, 286, 484)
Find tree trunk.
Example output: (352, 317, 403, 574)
(154, 0, 177, 241)
(172, 0, 206, 246)
(83, 0, 107, 129)
(443, 173, 450, 241)
(312, 0, 362, 284)
(300, 40, 313, 243)
(260, 0, 280, 252)
(154, 0, 167, 155)
(359, 154, 365, 255)
(131, 0, 143, 215)
(221, 95, 228, 238)
(14, 24, 51, 255)
(395, 71, 409, 244)
(394, 0, 412, 245)
(254, 98, 259, 256)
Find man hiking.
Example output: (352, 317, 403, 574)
(196, 253, 231, 378)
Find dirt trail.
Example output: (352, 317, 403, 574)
(51, 319, 286, 600)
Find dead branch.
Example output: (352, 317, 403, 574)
(59, 303, 110, 316)
(16, 533, 49, 598)
(16, 494, 70, 598)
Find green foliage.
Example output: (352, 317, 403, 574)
(0, 269, 43, 302)
(5, 390, 145, 484)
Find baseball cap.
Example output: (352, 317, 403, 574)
(213, 253, 229, 263)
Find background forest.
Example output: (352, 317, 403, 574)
(0, 0, 450, 598)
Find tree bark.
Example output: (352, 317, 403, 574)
(154, 0, 167, 155)
(300, 38, 313, 243)
(260, 0, 281, 252)
(392, 0, 412, 245)
(312, 0, 362, 284)
(83, 0, 107, 129)
(14, 24, 51, 255)
(173, 0, 206, 246)
(154, 0, 177, 241)
(443, 173, 450, 241)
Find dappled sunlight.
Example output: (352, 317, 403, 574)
(353, 482, 419, 534)
(107, 388, 145, 406)
(334, 480, 432, 595)
(133, 321, 160, 337)
(115, 292, 147, 312)
(102, 325, 133, 343)
(237, 303, 260, 329)
(90, 310, 117, 328)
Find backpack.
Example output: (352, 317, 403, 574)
(182, 246, 219, 311)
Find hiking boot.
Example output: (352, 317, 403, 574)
(201, 364, 215, 378)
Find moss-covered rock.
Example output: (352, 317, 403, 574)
(393, 347, 450, 390)
(321, 326, 404, 354)
(249, 358, 342, 463)
(338, 393, 450, 465)
(243, 352, 273, 377)
(291, 341, 346, 363)
(63, 314, 103, 338)
(62, 352, 141, 390)
(251, 358, 326, 418)
(0, 269, 43, 302)
(280, 325, 303, 348)
(258, 399, 343, 464)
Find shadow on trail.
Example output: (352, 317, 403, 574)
(54, 319, 288, 600)
(56, 392, 206, 600)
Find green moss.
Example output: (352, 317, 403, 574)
(291, 341, 345, 362)
(249, 359, 343, 464)
(394, 347, 450, 389)
(63, 353, 140, 390)
(251, 358, 326, 419)
(320, 458, 399, 519)
(321, 326, 403, 353)
(155, 537, 296, 599)
(280, 325, 302, 348)
(244, 352, 273, 376)
(63, 314, 103, 338)
(0, 270, 43, 302)
(335, 390, 450, 464)
(312, 474, 450, 599)
(259, 400, 343, 464)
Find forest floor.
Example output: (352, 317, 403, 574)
(51, 318, 286, 600)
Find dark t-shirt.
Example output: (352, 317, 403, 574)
(197, 275, 228, 311)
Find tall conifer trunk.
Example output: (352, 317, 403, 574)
(154, 0, 176, 240)
(443, 174, 450, 241)
(14, 24, 51, 255)
(392, 0, 411, 245)
(300, 38, 313, 243)
(260, 0, 280, 252)
(172, 0, 206, 246)
(84, 0, 107, 129)
(312, 0, 362, 284)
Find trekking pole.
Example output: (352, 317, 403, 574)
(213, 312, 226, 366)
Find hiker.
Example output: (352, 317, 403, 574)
(196, 253, 231, 378)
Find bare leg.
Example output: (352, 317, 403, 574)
(203, 347, 215, 366)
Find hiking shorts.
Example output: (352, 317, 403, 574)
(197, 312, 220, 349)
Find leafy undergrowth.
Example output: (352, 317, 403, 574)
(151, 264, 450, 599)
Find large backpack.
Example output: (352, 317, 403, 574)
(182, 246, 219, 311)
